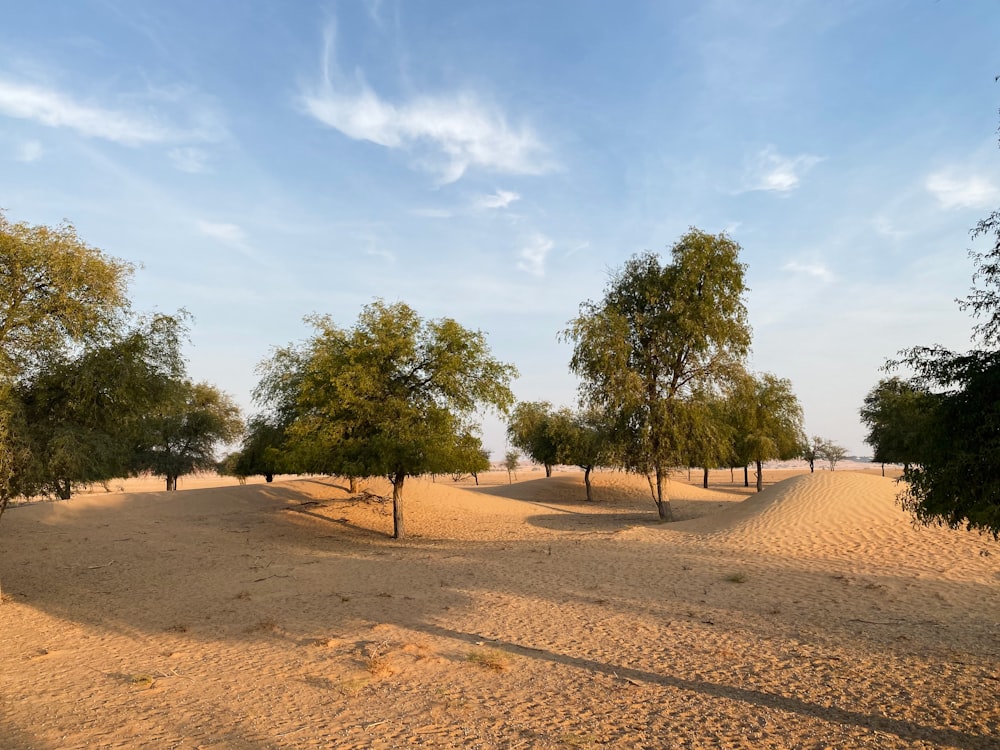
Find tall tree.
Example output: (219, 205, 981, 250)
(255, 301, 516, 538)
(507, 401, 561, 476)
(13, 314, 186, 499)
(132, 380, 243, 491)
(1, 213, 134, 518)
(728, 371, 805, 492)
(0, 212, 133, 379)
(883, 91, 1000, 537)
(860, 377, 936, 470)
(565, 229, 751, 520)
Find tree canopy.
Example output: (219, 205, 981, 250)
(255, 300, 516, 538)
(565, 229, 751, 520)
(728, 371, 805, 492)
(859, 377, 935, 469)
(507, 401, 562, 477)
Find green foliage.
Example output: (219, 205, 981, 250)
(507, 401, 562, 476)
(504, 449, 520, 484)
(553, 408, 616, 501)
(893, 348, 1000, 536)
(727, 371, 805, 491)
(255, 300, 516, 538)
(565, 229, 751, 519)
(0, 211, 134, 379)
(860, 377, 936, 468)
(132, 379, 243, 491)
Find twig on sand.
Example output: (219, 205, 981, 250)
(363, 720, 388, 731)
(848, 618, 904, 625)
(87, 560, 115, 569)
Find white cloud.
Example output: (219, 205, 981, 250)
(0, 78, 225, 149)
(300, 27, 551, 183)
(197, 220, 246, 244)
(743, 146, 823, 192)
(169, 146, 211, 173)
(0, 79, 175, 145)
(517, 233, 553, 276)
(925, 171, 1000, 210)
(15, 139, 43, 162)
(781, 259, 835, 282)
(474, 189, 520, 209)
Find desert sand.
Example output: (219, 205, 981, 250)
(1, 468, 997, 749)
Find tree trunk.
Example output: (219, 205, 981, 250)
(584, 466, 593, 502)
(743, 465, 749, 487)
(349, 477, 359, 493)
(544, 464, 552, 478)
(391, 471, 405, 539)
(654, 466, 672, 521)
(755, 459, 763, 493)
(265, 473, 273, 483)
(702, 467, 709, 489)
(57, 479, 71, 500)
(166, 475, 177, 491)
(472, 472, 479, 486)
(881, 463, 885, 477)
(730, 466, 734, 482)
(808, 459, 815, 473)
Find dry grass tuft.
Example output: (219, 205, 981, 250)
(363, 640, 393, 676)
(467, 649, 508, 672)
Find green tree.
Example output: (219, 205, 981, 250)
(554, 408, 616, 501)
(13, 314, 185, 499)
(0, 212, 133, 379)
(132, 380, 243, 491)
(860, 377, 936, 471)
(507, 401, 561, 476)
(882, 95, 1000, 537)
(729, 371, 805, 492)
(256, 300, 516, 538)
(565, 229, 751, 520)
(504, 449, 520, 484)
(799, 435, 823, 474)
(1, 212, 135, 517)
(683, 390, 735, 489)
(229, 415, 290, 482)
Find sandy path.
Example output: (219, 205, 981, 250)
(1, 470, 997, 749)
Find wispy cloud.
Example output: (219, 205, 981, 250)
(781, 258, 835, 282)
(169, 146, 211, 173)
(517, 233, 553, 276)
(14, 139, 43, 162)
(300, 25, 551, 184)
(0, 78, 225, 148)
(197, 220, 246, 244)
(742, 146, 822, 192)
(925, 171, 1000, 210)
(0, 79, 174, 145)
(474, 189, 520, 209)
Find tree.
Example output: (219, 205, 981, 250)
(799, 435, 824, 473)
(230, 415, 290, 482)
(1, 212, 135, 518)
(131, 379, 243, 491)
(860, 377, 936, 470)
(566, 229, 751, 520)
(504, 450, 520, 484)
(728, 371, 805, 492)
(817, 439, 848, 471)
(507, 401, 561, 476)
(12, 314, 186, 499)
(880, 91, 1000, 537)
(255, 300, 516, 538)
(554, 408, 616, 501)
(0, 212, 133, 379)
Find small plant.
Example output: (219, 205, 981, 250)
(725, 572, 747, 584)
(363, 640, 393, 676)
(467, 649, 508, 672)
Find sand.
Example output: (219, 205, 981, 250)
(1, 468, 997, 749)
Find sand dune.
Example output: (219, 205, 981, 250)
(1, 471, 998, 748)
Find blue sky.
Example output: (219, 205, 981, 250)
(2, 1, 999, 458)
